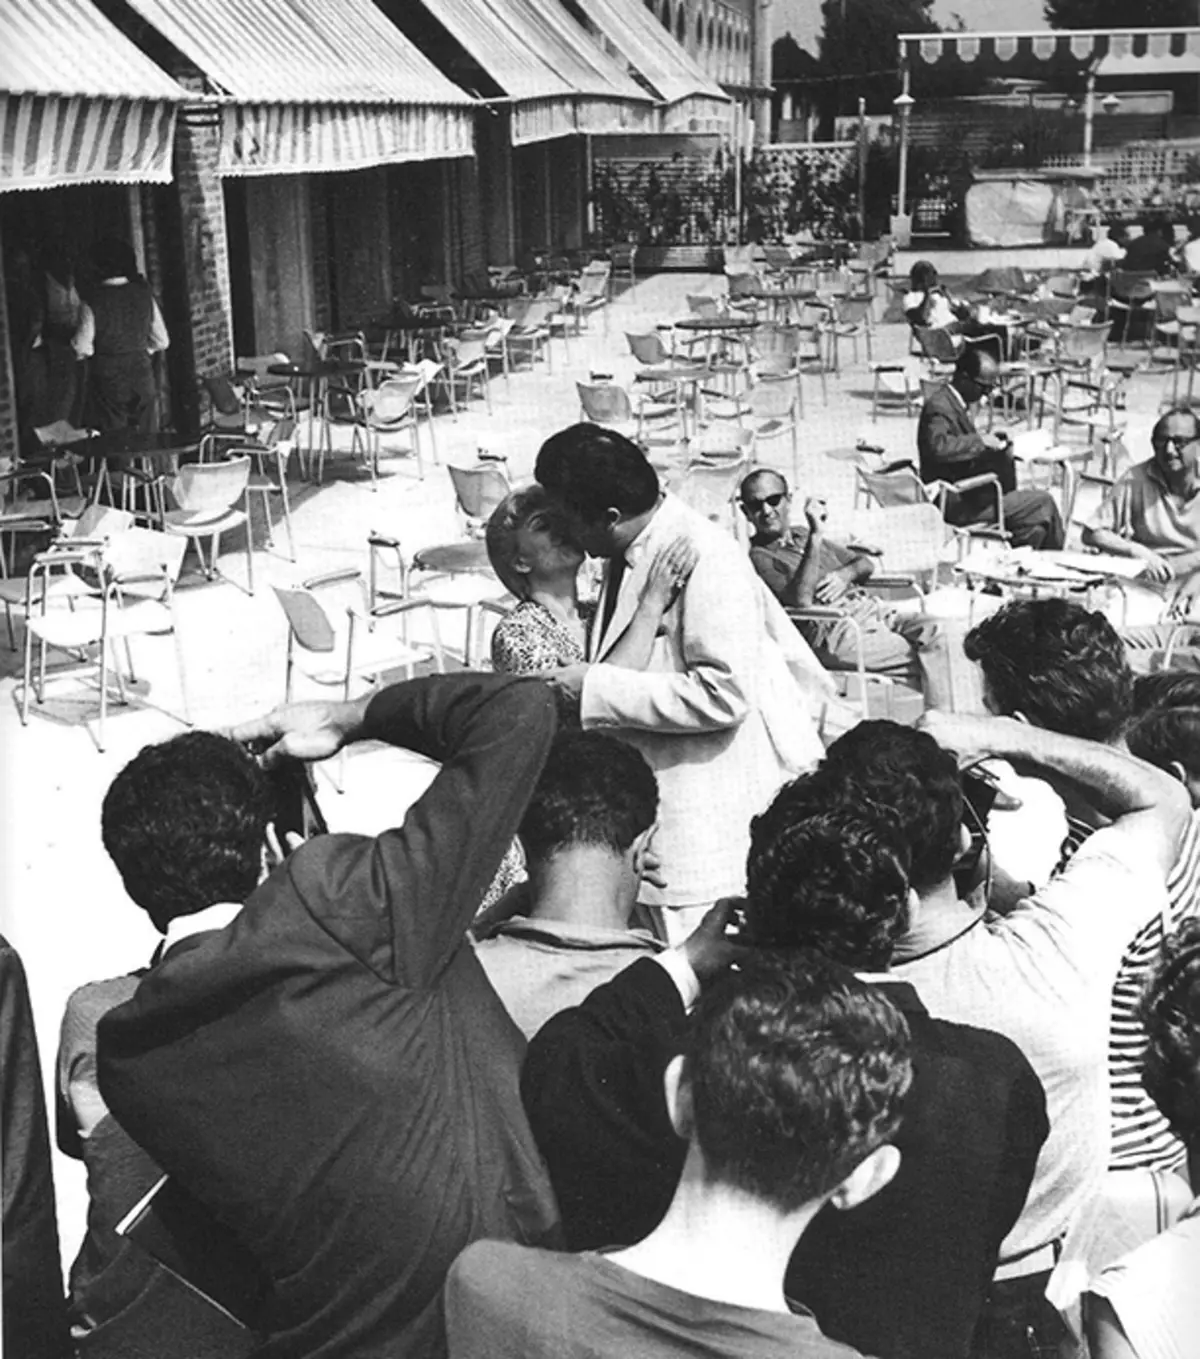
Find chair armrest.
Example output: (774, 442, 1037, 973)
(862, 574, 923, 600)
(303, 568, 362, 591)
(368, 532, 401, 550)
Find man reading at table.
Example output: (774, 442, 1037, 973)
(1083, 407, 1200, 669)
(917, 348, 1064, 550)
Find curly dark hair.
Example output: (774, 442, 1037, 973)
(964, 597, 1132, 743)
(519, 731, 658, 863)
(1140, 917, 1200, 1139)
(1132, 671, 1200, 716)
(821, 720, 963, 891)
(686, 951, 912, 1212)
(1125, 705, 1200, 785)
(745, 771, 912, 970)
(535, 423, 659, 526)
(101, 731, 272, 933)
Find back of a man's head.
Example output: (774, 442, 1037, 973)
(821, 720, 964, 893)
(745, 770, 912, 969)
(683, 951, 911, 1213)
(535, 423, 659, 526)
(101, 731, 271, 933)
(964, 597, 1132, 742)
(518, 731, 657, 866)
(1125, 673, 1200, 795)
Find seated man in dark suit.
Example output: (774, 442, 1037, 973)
(917, 347, 1064, 550)
(449, 950, 911, 1359)
(521, 767, 1048, 1359)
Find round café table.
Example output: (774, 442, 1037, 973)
(673, 314, 759, 367)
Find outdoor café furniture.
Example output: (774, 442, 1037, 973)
(161, 455, 255, 593)
(674, 313, 759, 365)
(953, 544, 1142, 619)
(69, 431, 199, 525)
(267, 357, 367, 479)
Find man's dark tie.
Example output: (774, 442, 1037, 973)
(598, 553, 627, 644)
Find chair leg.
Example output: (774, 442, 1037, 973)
(20, 629, 33, 724)
(172, 623, 192, 726)
(246, 527, 255, 594)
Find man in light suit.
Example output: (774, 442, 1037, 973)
(917, 347, 1064, 550)
(536, 424, 829, 941)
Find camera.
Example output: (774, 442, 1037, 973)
(243, 739, 328, 842)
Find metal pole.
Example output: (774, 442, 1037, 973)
(1083, 70, 1095, 169)
(897, 65, 911, 220)
(857, 96, 867, 241)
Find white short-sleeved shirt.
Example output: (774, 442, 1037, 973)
(1089, 1198, 1200, 1359)
(893, 828, 1169, 1261)
(1087, 459, 1200, 562)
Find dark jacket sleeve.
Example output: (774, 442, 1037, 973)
(917, 388, 989, 472)
(987, 1053, 1051, 1256)
(282, 674, 557, 986)
(1, 938, 70, 1359)
(521, 958, 688, 1250)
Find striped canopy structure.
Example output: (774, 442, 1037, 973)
(123, 0, 478, 176)
(1, 0, 188, 192)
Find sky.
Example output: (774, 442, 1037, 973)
(773, 0, 1050, 55)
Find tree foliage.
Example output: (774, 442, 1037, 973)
(817, 0, 938, 113)
(1045, 0, 1195, 26)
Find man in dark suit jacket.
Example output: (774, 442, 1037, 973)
(917, 347, 1064, 549)
(98, 676, 561, 1359)
(523, 766, 1048, 1359)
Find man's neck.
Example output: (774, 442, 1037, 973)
(612, 501, 660, 557)
(893, 876, 983, 963)
(526, 850, 637, 932)
(608, 1150, 813, 1313)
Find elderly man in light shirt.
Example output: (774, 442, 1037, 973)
(1084, 407, 1200, 668)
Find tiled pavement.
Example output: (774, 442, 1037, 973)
(0, 266, 1172, 1258)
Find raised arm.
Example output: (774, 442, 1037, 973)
(919, 711, 1190, 879)
(605, 536, 697, 670)
(237, 675, 557, 986)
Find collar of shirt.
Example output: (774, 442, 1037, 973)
(100, 276, 131, 286)
(161, 900, 243, 956)
(946, 381, 968, 412)
(621, 494, 671, 570)
(481, 916, 664, 952)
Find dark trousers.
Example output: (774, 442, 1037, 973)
(970, 1271, 1067, 1359)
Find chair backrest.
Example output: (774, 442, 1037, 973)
(726, 272, 762, 298)
(576, 266, 610, 302)
(170, 455, 251, 513)
(1110, 270, 1157, 302)
(515, 298, 555, 329)
(761, 243, 793, 270)
(914, 326, 960, 363)
(1153, 285, 1189, 322)
(69, 504, 135, 541)
(448, 463, 511, 522)
(626, 331, 670, 366)
(272, 585, 337, 653)
(202, 373, 244, 417)
(365, 376, 422, 423)
(835, 295, 873, 325)
(755, 323, 801, 361)
(577, 382, 634, 425)
(1060, 321, 1109, 364)
(847, 503, 950, 576)
(105, 526, 188, 590)
(746, 382, 797, 420)
(691, 426, 755, 459)
(1045, 272, 1079, 299)
(855, 463, 930, 509)
(610, 243, 638, 270)
(302, 330, 326, 363)
(445, 337, 488, 368)
(686, 294, 722, 318)
(677, 460, 749, 526)
(236, 352, 290, 383)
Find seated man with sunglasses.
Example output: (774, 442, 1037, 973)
(741, 468, 953, 707)
(1084, 408, 1200, 669)
(918, 347, 1064, 550)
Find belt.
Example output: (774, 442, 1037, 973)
(993, 1238, 1063, 1282)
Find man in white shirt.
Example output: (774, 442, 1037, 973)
(1081, 223, 1127, 277)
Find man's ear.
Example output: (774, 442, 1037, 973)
(663, 1054, 693, 1140)
(630, 823, 657, 880)
(1169, 759, 1190, 787)
(828, 1144, 900, 1212)
(1011, 710, 1030, 725)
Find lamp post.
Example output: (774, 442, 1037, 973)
(893, 81, 914, 245)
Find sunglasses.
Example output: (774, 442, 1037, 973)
(742, 491, 788, 512)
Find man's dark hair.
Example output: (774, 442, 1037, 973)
(964, 598, 1132, 742)
(1133, 671, 1200, 715)
(101, 732, 272, 933)
(953, 343, 993, 382)
(1140, 918, 1200, 1139)
(1125, 704, 1200, 782)
(518, 731, 658, 863)
(822, 720, 964, 891)
(1151, 407, 1200, 445)
(685, 951, 911, 1212)
(745, 772, 912, 970)
(92, 237, 138, 280)
(535, 424, 659, 524)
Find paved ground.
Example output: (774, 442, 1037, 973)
(0, 266, 1173, 1265)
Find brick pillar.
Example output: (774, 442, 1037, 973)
(0, 219, 19, 464)
(172, 102, 234, 432)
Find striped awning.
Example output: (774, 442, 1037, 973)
(1, 0, 188, 192)
(900, 27, 1200, 69)
(121, 0, 477, 174)
(570, 0, 732, 134)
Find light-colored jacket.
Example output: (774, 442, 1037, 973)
(581, 494, 830, 908)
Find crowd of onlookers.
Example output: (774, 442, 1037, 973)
(3, 419, 1199, 1359)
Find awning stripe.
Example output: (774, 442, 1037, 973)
(219, 102, 475, 176)
(0, 95, 176, 191)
